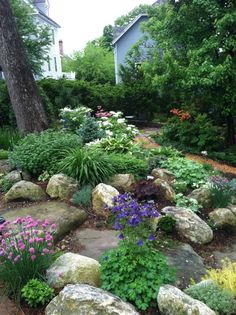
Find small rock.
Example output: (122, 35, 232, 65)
(209, 208, 236, 228)
(151, 168, 175, 184)
(45, 284, 140, 315)
(161, 206, 213, 244)
(92, 183, 119, 217)
(4, 170, 31, 184)
(4, 180, 46, 202)
(0, 160, 13, 174)
(154, 179, 175, 201)
(107, 174, 135, 191)
(188, 186, 212, 208)
(47, 253, 100, 289)
(46, 174, 78, 200)
(157, 285, 216, 315)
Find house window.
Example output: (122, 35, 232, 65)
(54, 57, 57, 72)
(47, 56, 51, 72)
(52, 29, 55, 44)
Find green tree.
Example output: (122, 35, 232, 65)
(10, 0, 51, 75)
(142, 0, 236, 144)
(114, 4, 151, 27)
(64, 42, 115, 84)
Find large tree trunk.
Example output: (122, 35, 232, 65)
(0, 0, 48, 134)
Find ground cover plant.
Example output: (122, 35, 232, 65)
(209, 176, 236, 208)
(72, 184, 92, 207)
(0, 149, 8, 160)
(0, 126, 21, 150)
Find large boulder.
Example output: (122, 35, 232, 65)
(154, 179, 175, 202)
(209, 207, 236, 228)
(45, 284, 139, 315)
(4, 201, 87, 241)
(47, 253, 100, 289)
(157, 285, 216, 315)
(4, 180, 46, 202)
(165, 243, 206, 288)
(0, 160, 13, 174)
(107, 174, 135, 192)
(161, 206, 213, 244)
(4, 170, 31, 184)
(151, 168, 175, 184)
(188, 186, 212, 208)
(46, 174, 78, 200)
(92, 183, 119, 216)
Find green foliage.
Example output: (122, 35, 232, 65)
(175, 193, 202, 213)
(185, 282, 236, 315)
(209, 145, 236, 167)
(77, 117, 105, 144)
(59, 147, 115, 186)
(72, 184, 92, 207)
(21, 279, 54, 308)
(159, 114, 225, 152)
(160, 157, 211, 190)
(99, 136, 134, 154)
(209, 176, 236, 208)
(0, 178, 13, 193)
(114, 4, 150, 27)
(10, 0, 51, 74)
(107, 154, 148, 179)
(0, 126, 21, 150)
(9, 131, 81, 176)
(100, 244, 176, 311)
(0, 150, 8, 160)
(59, 106, 92, 132)
(158, 216, 176, 234)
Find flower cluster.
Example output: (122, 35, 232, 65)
(170, 108, 190, 121)
(59, 106, 92, 131)
(111, 194, 159, 246)
(95, 106, 112, 118)
(0, 216, 56, 264)
(210, 176, 236, 192)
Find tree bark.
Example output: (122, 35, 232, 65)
(226, 112, 235, 145)
(0, 0, 48, 134)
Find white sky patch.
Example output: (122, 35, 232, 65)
(48, 0, 154, 54)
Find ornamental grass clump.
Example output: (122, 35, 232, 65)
(210, 176, 236, 208)
(0, 216, 56, 297)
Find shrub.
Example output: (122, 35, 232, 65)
(0, 149, 8, 160)
(77, 116, 105, 144)
(209, 176, 236, 208)
(175, 193, 202, 212)
(72, 184, 92, 207)
(99, 136, 134, 153)
(0, 177, 13, 192)
(59, 106, 92, 132)
(185, 282, 236, 315)
(107, 154, 148, 179)
(59, 147, 115, 186)
(203, 259, 236, 294)
(9, 131, 81, 176)
(21, 279, 54, 307)
(100, 244, 176, 311)
(0, 217, 56, 296)
(0, 127, 21, 150)
(158, 216, 176, 234)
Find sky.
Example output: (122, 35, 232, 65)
(49, 0, 154, 55)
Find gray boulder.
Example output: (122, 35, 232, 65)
(154, 179, 175, 201)
(47, 253, 100, 289)
(157, 285, 216, 315)
(4, 180, 46, 202)
(107, 174, 135, 191)
(4, 170, 31, 184)
(151, 168, 175, 184)
(161, 206, 213, 244)
(188, 186, 212, 208)
(0, 160, 13, 174)
(209, 207, 236, 228)
(45, 284, 139, 315)
(46, 174, 78, 200)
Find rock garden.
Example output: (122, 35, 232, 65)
(0, 107, 236, 315)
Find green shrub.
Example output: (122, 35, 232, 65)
(0, 149, 8, 160)
(210, 176, 236, 208)
(9, 131, 81, 176)
(72, 184, 92, 207)
(77, 116, 105, 144)
(158, 216, 176, 234)
(175, 193, 202, 212)
(100, 244, 176, 311)
(0, 127, 21, 150)
(59, 147, 115, 186)
(0, 177, 13, 192)
(185, 282, 236, 315)
(99, 136, 134, 154)
(21, 279, 54, 307)
(107, 154, 148, 179)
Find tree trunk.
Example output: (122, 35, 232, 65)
(0, 0, 48, 134)
(226, 113, 235, 145)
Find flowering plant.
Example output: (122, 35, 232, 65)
(59, 106, 92, 131)
(0, 216, 56, 296)
(111, 194, 159, 247)
(210, 176, 236, 208)
(170, 108, 191, 121)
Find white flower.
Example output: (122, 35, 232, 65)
(117, 118, 125, 124)
(105, 130, 113, 136)
(113, 111, 123, 118)
(101, 117, 109, 120)
(201, 151, 208, 156)
(147, 176, 154, 180)
(86, 139, 101, 146)
(102, 121, 112, 126)
(126, 127, 132, 131)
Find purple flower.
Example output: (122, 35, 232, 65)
(31, 255, 37, 261)
(29, 247, 35, 254)
(137, 239, 144, 246)
(118, 234, 124, 240)
(149, 234, 155, 241)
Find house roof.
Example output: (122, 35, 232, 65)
(36, 8, 61, 28)
(112, 13, 148, 45)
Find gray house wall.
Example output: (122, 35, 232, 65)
(114, 15, 149, 83)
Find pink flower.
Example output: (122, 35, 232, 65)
(29, 247, 35, 254)
(51, 224, 56, 230)
(47, 242, 52, 247)
(45, 234, 52, 241)
(19, 244, 25, 251)
(29, 238, 34, 244)
(31, 255, 36, 261)
(35, 237, 43, 243)
(42, 248, 49, 254)
(14, 255, 21, 262)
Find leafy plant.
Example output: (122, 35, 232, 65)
(59, 106, 92, 132)
(0, 216, 56, 297)
(0, 149, 9, 160)
(0, 127, 21, 150)
(9, 130, 81, 176)
(77, 116, 105, 144)
(175, 193, 202, 213)
(203, 259, 236, 295)
(158, 216, 176, 234)
(99, 136, 134, 153)
(0, 177, 13, 192)
(21, 279, 54, 307)
(100, 244, 176, 311)
(72, 184, 92, 207)
(185, 282, 236, 315)
(131, 179, 162, 202)
(59, 147, 115, 186)
(209, 176, 236, 208)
